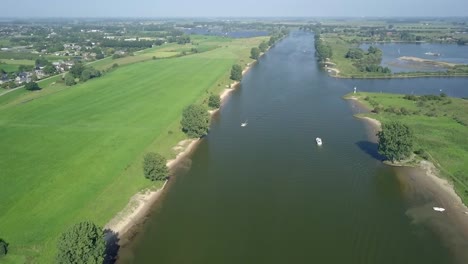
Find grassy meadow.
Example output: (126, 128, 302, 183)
(349, 92, 468, 204)
(0, 35, 266, 263)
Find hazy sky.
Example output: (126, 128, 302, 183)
(1, 0, 467, 17)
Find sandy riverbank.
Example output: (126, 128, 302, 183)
(104, 139, 200, 236)
(346, 95, 468, 262)
(398, 56, 456, 67)
(105, 59, 257, 239)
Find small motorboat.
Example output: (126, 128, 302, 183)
(316, 137, 322, 146)
(241, 121, 248, 127)
(433, 207, 445, 212)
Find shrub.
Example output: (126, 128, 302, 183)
(0, 239, 8, 257)
(377, 121, 414, 162)
(25, 81, 41, 91)
(230, 64, 242, 81)
(56, 221, 105, 264)
(143, 152, 169, 181)
(250, 47, 260, 60)
(208, 94, 221, 109)
(64, 73, 76, 86)
(181, 104, 210, 138)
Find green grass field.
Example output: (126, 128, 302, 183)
(0, 59, 35, 73)
(349, 92, 468, 205)
(0, 36, 266, 263)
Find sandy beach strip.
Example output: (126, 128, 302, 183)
(104, 139, 200, 237)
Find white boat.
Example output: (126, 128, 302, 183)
(316, 137, 322, 146)
(425, 52, 441, 56)
(433, 207, 445, 212)
(241, 121, 248, 127)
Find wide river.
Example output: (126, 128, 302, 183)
(117, 32, 468, 264)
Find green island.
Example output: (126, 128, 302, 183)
(0, 34, 275, 263)
(346, 92, 468, 204)
(306, 19, 468, 78)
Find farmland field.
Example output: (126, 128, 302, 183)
(0, 36, 266, 263)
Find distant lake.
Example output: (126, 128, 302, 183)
(184, 28, 269, 38)
(360, 43, 468, 73)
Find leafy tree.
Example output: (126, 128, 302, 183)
(208, 94, 221, 109)
(70, 62, 85, 78)
(80, 67, 101, 82)
(250, 47, 261, 60)
(345, 48, 364, 59)
(95, 53, 105, 60)
(56, 221, 105, 264)
(25, 81, 41, 91)
(259, 41, 268, 52)
(377, 121, 414, 162)
(143, 152, 169, 181)
(35, 57, 49, 67)
(43, 64, 56, 75)
(64, 73, 76, 86)
(0, 238, 8, 258)
(230, 64, 242, 81)
(181, 104, 210, 138)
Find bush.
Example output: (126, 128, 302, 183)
(64, 73, 76, 86)
(414, 149, 430, 160)
(259, 41, 268, 52)
(208, 94, 221, 109)
(143, 152, 169, 181)
(0, 239, 8, 257)
(25, 81, 41, 91)
(230, 64, 242, 81)
(377, 121, 414, 162)
(56, 221, 105, 264)
(80, 67, 101, 82)
(181, 104, 210, 138)
(250, 47, 260, 60)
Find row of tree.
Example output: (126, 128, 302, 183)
(314, 34, 332, 62)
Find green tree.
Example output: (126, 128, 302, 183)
(56, 221, 105, 264)
(64, 73, 76, 86)
(250, 47, 261, 60)
(259, 41, 268, 52)
(230, 64, 242, 81)
(143, 152, 169, 181)
(43, 64, 56, 75)
(0, 238, 8, 258)
(35, 57, 49, 67)
(181, 104, 210, 138)
(208, 94, 221, 109)
(70, 62, 85, 78)
(80, 67, 101, 82)
(377, 121, 414, 162)
(345, 48, 364, 59)
(25, 81, 41, 91)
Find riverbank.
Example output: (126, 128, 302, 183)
(321, 36, 468, 79)
(105, 57, 259, 242)
(345, 92, 468, 204)
(104, 139, 199, 236)
(346, 93, 468, 261)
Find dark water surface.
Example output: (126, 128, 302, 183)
(117, 32, 468, 264)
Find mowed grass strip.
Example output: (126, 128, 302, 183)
(0, 45, 243, 262)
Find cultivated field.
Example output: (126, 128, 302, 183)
(0, 36, 266, 263)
